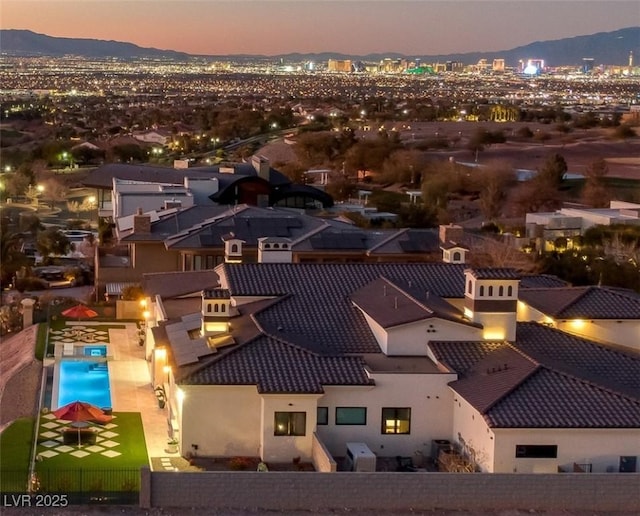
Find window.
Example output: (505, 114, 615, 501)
(274, 412, 306, 436)
(231, 243, 239, 254)
(207, 304, 212, 313)
(479, 286, 485, 297)
(488, 285, 494, 296)
(264, 243, 271, 249)
(221, 304, 226, 313)
(184, 254, 193, 271)
(499, 286, 504, 297)
(507, 285, 513, 296)
(467, 280, 472, 294)
(214, 304, 219, 313)
(381, 408, 411, 434)
(206, 255, 215, 269)
(515, 445, 557, 458)
(336, 407, 367, 425)
(453, 251, 461, 262)
(317, 407, 328, 425)
(194, 255, 202, 270)
(273, 243, 280, 249)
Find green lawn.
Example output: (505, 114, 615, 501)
(35, 323, 48, 360)
(0, 417, 36, 491)
(34, 412, 148, 493)
(35, 412, 149, 470)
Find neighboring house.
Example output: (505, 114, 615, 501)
(525, 201, 640, 252)
(142, 263, 638, 473)
(132, 129, 172, 146)
(95, 205, 454, 298)
(84, 155, 333, 219)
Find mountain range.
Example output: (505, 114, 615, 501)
(1, 27, 638, 66)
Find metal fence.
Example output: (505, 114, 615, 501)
(1, 469, 140, 505)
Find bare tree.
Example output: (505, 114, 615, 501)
(581, 158, 611, 208)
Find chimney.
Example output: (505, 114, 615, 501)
(257, 237, 292, 263)
(133, 207, 151, 234)
(251, 155, 271, 181)
(439, 224, 464, 244)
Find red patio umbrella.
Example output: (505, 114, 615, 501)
(61, 304, 98, 320)
(53, 401, 112, 447)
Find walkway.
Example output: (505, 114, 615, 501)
(107, 324, 175, 459)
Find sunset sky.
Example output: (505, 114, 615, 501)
(2, 1, 638, 56)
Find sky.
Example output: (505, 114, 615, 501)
(1, 1, 638, 56)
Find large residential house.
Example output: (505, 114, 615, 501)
(84, 155, 333, 219)
(95, 204, 456, 299)
(525, 201, 640, 252)
(144, 262, 639, 473)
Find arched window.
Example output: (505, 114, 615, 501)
(282, 244, 288, 249)
(273, 243, 280, 249)
(507, 285, 513, 296)
(207, 304, 212, 313)
(453, 251, 461, 262)
(467, 280, 472, 294)
(488, 286, 494, 296)
(221, 304, 226, 313)
(230, 244, 239, 254)
(264, 243, 271, 249)
(499, 286, 504, 297)
(214, 304, 219, 313)
(479, 286, 485, 297)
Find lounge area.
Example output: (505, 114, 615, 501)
(60, 426, 98, 446)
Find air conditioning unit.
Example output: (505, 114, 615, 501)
(345, 442, 376, 472)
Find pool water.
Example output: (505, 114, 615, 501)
(57, 360, 112, 409)
(84, 345, 107, 357)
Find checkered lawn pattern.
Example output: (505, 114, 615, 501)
(37, 412, 121, 461)
(49, 326, 110, 345)
(35, 412, 149, 469)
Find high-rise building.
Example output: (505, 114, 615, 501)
(492, 59, 505, 72)
(327, 59, 352, 73)
(582, 57, 595, 73)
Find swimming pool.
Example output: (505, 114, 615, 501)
(56, 360, 112, 409)
(84, 345, 107, 357)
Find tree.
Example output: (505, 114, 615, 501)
(380, 149, 425, 185)
(537, 153, 567, 189)
(39, 178, 68, 208)
(581, 158, 611, 208)
(36, 228, 71, 264)
(0, 228, 28, 286)
(478, 161, 516, 222)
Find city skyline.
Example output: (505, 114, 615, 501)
(1, 0, 638, 56)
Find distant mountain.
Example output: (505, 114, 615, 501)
(0, 29, 190, 59)
(1, 27, 638, 66)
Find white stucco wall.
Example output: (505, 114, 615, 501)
(555, 320, 640, 353)
(451, 395, 496, 472)
(452, 394, 640, 474)
(361, 313, 483, 356)
(517, 301, 640, 353)
(179, 385, 262, 457)
(493, 428, 640, 474)
(260, 394, 321, 462)
(316, 372, 456, 460)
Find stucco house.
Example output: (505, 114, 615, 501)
(144, 262, 639, 473)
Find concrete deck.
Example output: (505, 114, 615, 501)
(107, 323, 179, 463)
(50, 320, 179, 467)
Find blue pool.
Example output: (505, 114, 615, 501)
(84, 345, 107, 357)
(57, 360, 112, 409)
